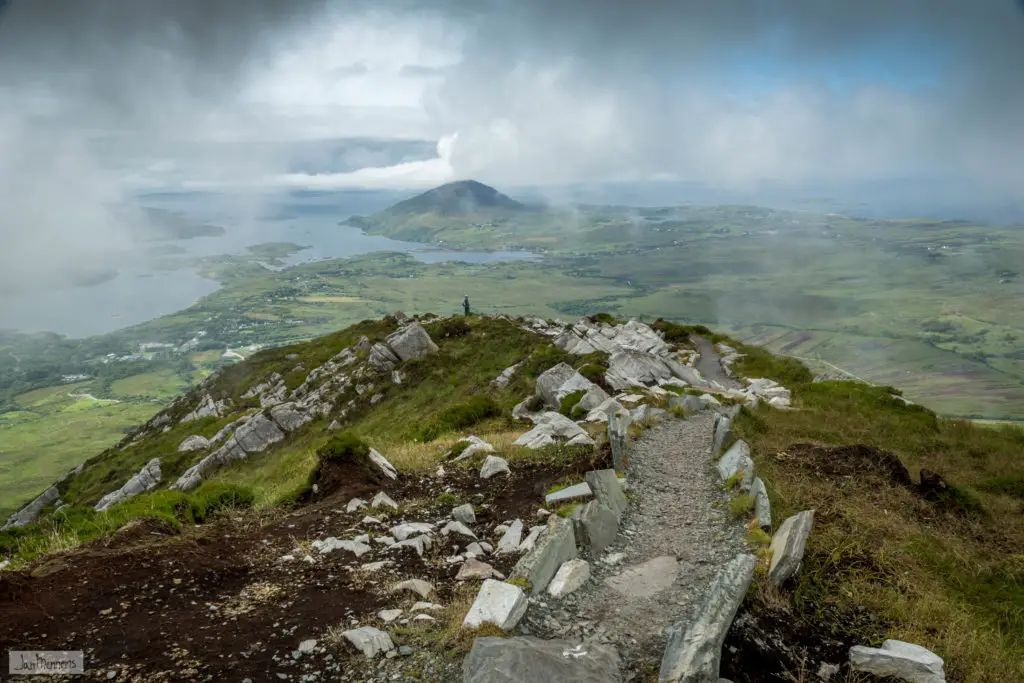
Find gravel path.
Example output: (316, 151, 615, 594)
(521, 410, 748, 679)
(693, 335, 744, 390)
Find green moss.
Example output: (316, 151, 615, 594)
(747, 527, 771, 547)
(436, 492, 459, 505)
(555, 502, 582, 518)
(507, 576, 532, 591)
(729, 493, 755, 518)
(558, 390, 587, 417)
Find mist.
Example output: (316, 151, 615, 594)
(1, 0, 1023, 302)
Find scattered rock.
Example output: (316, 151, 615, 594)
(480, 455, 511, 480)
(492, 362, 522, 389)
(547, 559, 591, 599)
(346, 498, 368, 513)
(453, 503, 477, 525)
(584, 469, 627, 516)
(298, 639, 317, 654)
(658, 553, 758, 683)
(372, 491, 399, 510)
(391, 522, 435, 541)
(849, 640, 945, 683)
(669, 394, 708, 414)
(462, 636, 622, 683)
(768, 510, 815, 586)
(312, 538, 371, 557)
(368, 448, 398, 480)
(391, 579, 434, 599)
(453, 436, 495, 461)
(496, 520, 524, 554)
(442, 520, 478, 540)
(342, 626, 395, 659)
(574, 500, 619, 554)
(411, 602, 442, 612)
(456, 559, 500, 581)
(269, 402, 313, 432)
(463, 579, 529, 630)
(535, 363, 578, 407)
(712, 416, 733, 455)
(378, 609, 403, 623)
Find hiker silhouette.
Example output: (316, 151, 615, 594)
(462, 295, 471, 316)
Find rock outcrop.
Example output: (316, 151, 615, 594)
(386, 322, 439, 362)
(463, 579, 529, 630)
(515, 412, 595, 449)
(2, 486, 60, 530)
(95, 459, 162, 511)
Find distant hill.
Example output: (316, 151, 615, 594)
(385, 180, 526, 216)
(345, 180, 537, 244)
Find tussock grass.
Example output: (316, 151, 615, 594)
(736, 379, 1024, 681)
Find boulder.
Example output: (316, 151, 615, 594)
(481, 455, 511, 479)
(712, 416, 733, 455)
(518, 525, 546, 553)
(180, 393, 222, 423)
(717, 440, 755, 492)
(95, 458, 162, 511)
(462, 579, 529, 631)
(386, 322, 439, 362)
(2, 486, 60, 530)
(177, 435, 210, 452)
(442, 520, 478, 540)
(346, 497, 367, 512)
(516, 412, 594, 449)
(453, 503, 477, 524)
(658, 553, 758, 683)
(368, 448, 398, 480)
(768, 510, 815, 586)
(849, 640, 945, 683)
(608, 410, 632, 472)
(462, 636, 621, 683)
(342, 626, 395, 659)
(391, 522, 435, 541)
(750, 477, 771, 528)
(511, 515, 577, 595)
(547, 559, 591, 599)
(574, 500, 619, 554)
(312, 537, 371, 557)
(535, 363, 578, 407)
(631, 404, 669, 423)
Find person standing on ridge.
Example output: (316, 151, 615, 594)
(463, 295, 471, 316)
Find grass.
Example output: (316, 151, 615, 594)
(0, 482, 255, 565)
(109, 369, 188, 400)
(729, 493, 755, 518)
(735, 379, 1024, 681)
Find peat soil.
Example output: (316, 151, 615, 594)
(0, 448, 610, 682)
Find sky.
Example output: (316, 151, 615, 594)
(1, 0, 1023, 290)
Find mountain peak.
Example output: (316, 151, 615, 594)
(386, 179, 525, 216)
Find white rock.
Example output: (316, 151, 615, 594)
(496, 520, 524, 554)
(441, 520, 478, 540)
(480, 455, 511, 480)
(455, 436, 496, 461)
(361, 515, 383, 525)
(849, 640, 945, 683)
(368, 448, 398, 480)
(374, 536, 395, 546)
(391, 522, 435, 541)
(177, 435, 210, 453)
(359, 560, 392, 572)
(378, 609, 403, 623)
(462, 579, 529, 631)
(457, 558, 500, 581)
(411, 602, 442, 612)
(391, 579, 434, 599)
(342, 626, 394, 659)
(312, 537, 371, 557)
(547, 559, 591, 599)
(391, 535, 432, 556)
(518, 525, 546, 553)
(371, 492, 398, 510)
(346, 496, 367, 512)
(466, 542, 487, 556)
(452, 503, 476, 524)
(298, 639, 317, 654)
(768, 510, 815, 586)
